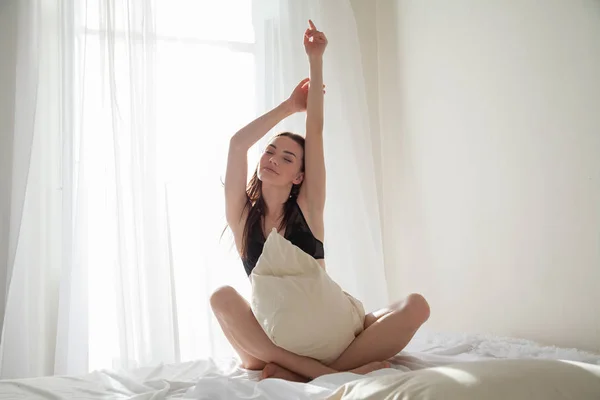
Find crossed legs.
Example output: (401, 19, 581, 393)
(210, 286, 430, 381)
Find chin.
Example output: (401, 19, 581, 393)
(257, 170, 279, 184)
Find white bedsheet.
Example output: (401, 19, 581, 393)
(404, 329, 600, 365)
(1, 331, 599, 399)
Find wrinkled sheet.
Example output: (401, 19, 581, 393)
(1, 331, 598, 399)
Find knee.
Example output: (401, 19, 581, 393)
(404, 293, 430, 327)
(209, 285, 237, 314)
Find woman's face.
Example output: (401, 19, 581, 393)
(257, 135, 304, 187)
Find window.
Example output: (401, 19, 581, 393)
(75, 0, 256, 370)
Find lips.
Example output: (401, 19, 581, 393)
(263, 166, 279, 175)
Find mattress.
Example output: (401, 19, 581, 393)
(1, 330, 599, 399)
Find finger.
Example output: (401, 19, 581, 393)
(304, 29, 312, 44)
(308, 19, 317, 30)
(297, 77, 310, 87)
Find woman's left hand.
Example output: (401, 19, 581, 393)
(304, 20, 328, 60)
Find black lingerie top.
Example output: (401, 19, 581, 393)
(242, 202, 325, 276)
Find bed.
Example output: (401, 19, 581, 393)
(1, 330, 599, 399)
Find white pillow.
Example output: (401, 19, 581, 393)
(326, 359, 600, 400)
(250, 229, 365, 364)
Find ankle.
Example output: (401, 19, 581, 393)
(264, 345, 287, 365)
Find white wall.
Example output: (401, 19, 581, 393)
(0, 0, 19, 326)
(375, 0, 600, 351)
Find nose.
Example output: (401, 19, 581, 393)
(269, 156, 278, 166)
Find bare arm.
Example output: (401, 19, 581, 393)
(299, 20, 328, 215)
(225, 101, 294, 233)
(225, 78, 311, 237)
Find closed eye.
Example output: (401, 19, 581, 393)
(284, 158, 292, 163)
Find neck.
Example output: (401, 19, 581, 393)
(261, 183, 291, 218)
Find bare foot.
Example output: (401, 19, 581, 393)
(349, 361, 391, 375)
(260, 363, 310, 383)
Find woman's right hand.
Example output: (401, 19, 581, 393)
(287, 78, 310, 113)
(286, 77, 325, 113)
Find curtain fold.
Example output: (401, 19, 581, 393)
(1, 0, 65, 378)
(0, 0, 39, 340)
(252, 0, 388, 312)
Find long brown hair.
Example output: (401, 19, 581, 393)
(240, 132, 305, 259)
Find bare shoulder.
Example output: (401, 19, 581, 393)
(296, 194, 325, 242)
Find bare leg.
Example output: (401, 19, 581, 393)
(261, 363, 308, 382)
(329, 293, 430, 371)
(257, 294, 426, 381)
(261, 361, 391, 382)
(210, 286, 413, 380)
(210, 286, 337, 379)
(213, 307, 266, 371)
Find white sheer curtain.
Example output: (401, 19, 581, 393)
(2, 0, 254, 378)
(1, 0, 387, 379)
(1, 0, 71, 378)
(252, 0, 388, 312)
(73, 0, 259, 373)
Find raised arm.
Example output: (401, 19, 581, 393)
(299, 20, 328, 214)
(225, 79, 311, 236)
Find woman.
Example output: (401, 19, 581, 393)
(211, 20, 430, 382)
